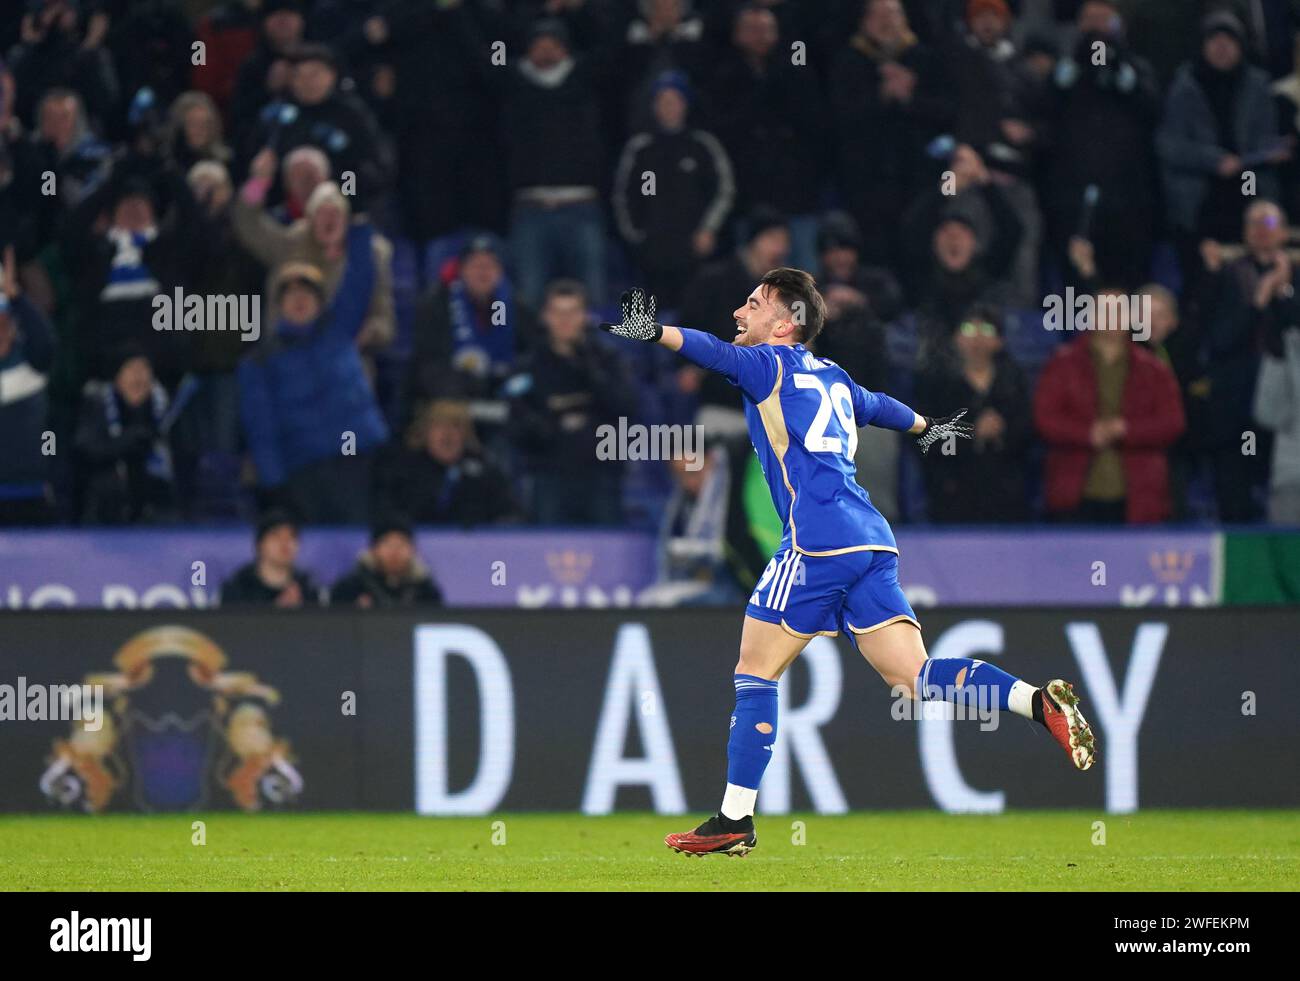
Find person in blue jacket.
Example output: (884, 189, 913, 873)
(238, 223, 389, 523)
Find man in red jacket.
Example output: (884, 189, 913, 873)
(1034, 288, 1186, 523)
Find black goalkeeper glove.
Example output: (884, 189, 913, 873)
(599, 288, 662, 342)
(916, 409, 975, 454)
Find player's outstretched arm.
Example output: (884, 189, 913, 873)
(599, 289, 771, 399)
(852, 385, 972, 450)
(915, 409, 975, 453)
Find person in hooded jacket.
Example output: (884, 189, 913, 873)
(237, 223, 389, 524)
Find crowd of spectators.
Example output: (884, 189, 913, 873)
(3, 0, 1300, 576)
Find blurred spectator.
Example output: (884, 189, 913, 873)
(949, 0, 1047, 180)
(231, 0, 305, 140)
(1273, 32, 1300, 226)
(191, 0, 264, 125)
(367, 0, 506, 240)
(408, 235, 535, 406)
(638, 443, 746, 606)
(173, 160, 263, 462)
(1199, 200, 1292, 522)
(812, 211, 903, 519)
(705, 3, 826, 270)
(330, 515, 444, 608)
(946, 0, 1047, 305)
(830, 0, 951, 268)
(902, 145, 1023, 360)
(1043, 0, 1160, 288)
(246, 42, 393, 211)
(1138, 282, 1204, 520)
(234, 153, 394, 359)
(813, 211, 901, 384)
(73, 347, 176, 524)
(1253, 250, 1300, 525)
(375, 399, 521, 527)
(612, 71, 735, 310)
(498, 18, 609, 307)
(237, 225, 389, 524)
(107, 0, 194, 124)
(1034, 288, 1185, 524)
(622, 0, 709, 118)
(272, 144, 329, 224)
(10, 0, 120, 132)
(1158, 11, 1287, 283)
(915, 305, 1032, 523)
(507, 280, 636, 525)
(166, 91, 231, 173)
(29, 87, 113, 219)
(62, 171, 201, 387)
(220, 509, 322, 607)
(680, 206, 789, 424)
(0, 247, 56, 525)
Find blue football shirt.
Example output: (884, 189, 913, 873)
(678, 328, 916, 555)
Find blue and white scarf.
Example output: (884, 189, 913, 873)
(448, 278, 516, 380)
(102, 382, 173, 482)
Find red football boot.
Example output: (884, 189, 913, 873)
(1042, 679, 1097, 770)
(665, 814, 757, 857)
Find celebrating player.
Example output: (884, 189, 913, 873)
(600, 272, 1097, 858)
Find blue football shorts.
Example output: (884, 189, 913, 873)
(745, 546, 920, 638)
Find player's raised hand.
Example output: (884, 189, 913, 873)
(599, 288, 662, 342)
(916, 409, 974, 454)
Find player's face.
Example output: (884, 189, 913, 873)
(732, 284, 789, 347)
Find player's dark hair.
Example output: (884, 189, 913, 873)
(760, 267, 826, 344)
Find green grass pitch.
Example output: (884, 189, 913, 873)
(2, 811, 1296, 891)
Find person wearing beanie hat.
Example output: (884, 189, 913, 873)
(330, 514, 444, 608)
(1156, 6, 1286, 245)
(236, 214, 389, 524)
(612, 69, 736, 308)
(220, 509, 323, 607)
(241, 21, 390, 213)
